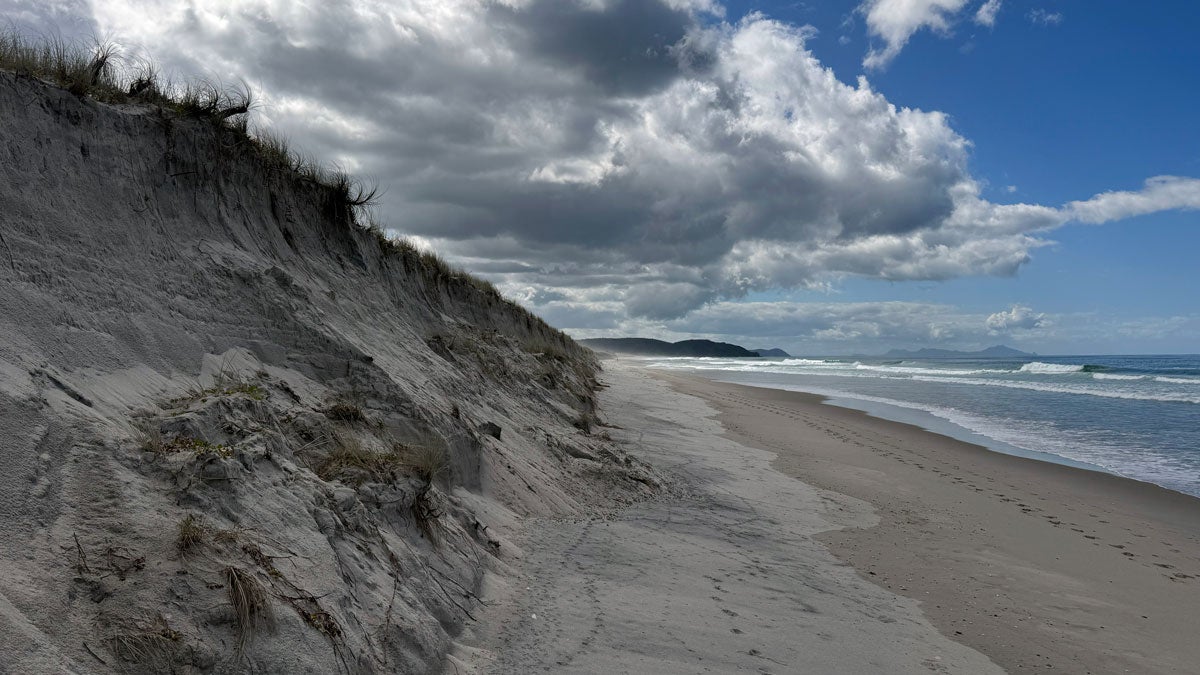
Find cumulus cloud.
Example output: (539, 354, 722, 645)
(6, 0, 1199, 335)
(975, 0, 1003, 27)
(859, 0, 969, 69)
(986, 305, 1045, 332)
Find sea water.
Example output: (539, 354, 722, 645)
(643, 355, 1200, 498)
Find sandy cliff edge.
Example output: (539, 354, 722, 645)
(0, 70, 658, 673)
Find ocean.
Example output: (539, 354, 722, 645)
(643, 354, 1200, 498)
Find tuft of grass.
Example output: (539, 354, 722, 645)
(223, 566, 273, 655)
(0, 31, 124, 101)
(397, 442, 449, 484)
(328, 168, 381, 208)
(137, 422, 165, 453)
(315, 435, 401, 483)
(177, 514, 207, 554)
(323, 400, 366, 423)
(104, 616, 182, 670)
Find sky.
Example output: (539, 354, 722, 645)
(6, 0, 1199, 355)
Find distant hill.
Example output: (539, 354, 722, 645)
(752, 348, 792, 357)
(580, 338, 758, 358)
(882, 345, 1035, 359)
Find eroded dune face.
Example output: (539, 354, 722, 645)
(0, 71, 658, 674)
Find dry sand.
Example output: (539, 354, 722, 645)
(668, 372, 1200, 674)
(453, 363, 1003, 674)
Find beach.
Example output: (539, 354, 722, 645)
(456, 362, 1200, 674)
(668, 371, 1200, 674)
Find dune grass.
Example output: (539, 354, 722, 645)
(176, 514, 207, 554)
(104, 615, 182, 669)
(223, 566, 273, 655)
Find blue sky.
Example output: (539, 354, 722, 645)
(722, 0, 1200, 353)
(8, 0, 1198, 354)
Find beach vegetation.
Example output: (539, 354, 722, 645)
(323, 398, 367, 423)
(397, 441, 450, 484)
(315, 435, 398, 483)
(222, 566, 273, 655)
(103, 615, 183, 670)
(176, 514, 207, 554)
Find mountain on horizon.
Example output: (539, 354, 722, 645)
(752, 348, 792, 357)
(580, 338, 760, 358)
(882, 345, 1036, 359)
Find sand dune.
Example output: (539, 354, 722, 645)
(0, 71, 655, 673)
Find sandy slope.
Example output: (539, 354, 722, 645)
(0, 72, 656, 673)
(452, 363, 1002, 673)
(670, 374, 1200, 675)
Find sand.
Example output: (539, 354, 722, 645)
(457, 363, 1200, 674)
(667, 372, 1200, 674)
(0, 71, 657, 673)
(452, 363, 1003, 673)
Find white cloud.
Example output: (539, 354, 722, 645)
(986, 304, 1045, 332)
(975, 0, 1003, 27)
(1065, 176, 1200, 224)
(859, 0, 969, 69)
(1028, 9, 1064, 26)
(9, 0, 1198, 331)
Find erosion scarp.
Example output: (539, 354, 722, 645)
(0, 69, 658, 673)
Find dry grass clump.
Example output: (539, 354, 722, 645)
(137, 421, 165, 454)
(323, 399, 367, 423)
(177, 514, 208, 554)
(398, 442, 449, 483)
(315, 435, 401, 483)
(223, 566, 273, 655)
(104, 615, 183, 670)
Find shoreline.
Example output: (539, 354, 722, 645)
(710, 375, 1176, 495)
(661, 370, 1200, 674)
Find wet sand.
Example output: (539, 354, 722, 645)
(666, 372, 1200, 674)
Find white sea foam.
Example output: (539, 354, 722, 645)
(1092, 373, 1144, 381)
(853, 363, 1006, 376)
(1018, 361, 1084, 374)
(907, 374, 1200, 404)
(1156, 376, 1200, 385)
